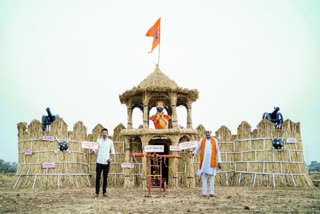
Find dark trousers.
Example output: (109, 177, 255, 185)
(96, 163, 110, 194)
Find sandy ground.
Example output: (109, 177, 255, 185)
(0, 184, 320, 214)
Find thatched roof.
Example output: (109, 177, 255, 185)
(138, 66, 178, 90)
(119, 66, 199, 104)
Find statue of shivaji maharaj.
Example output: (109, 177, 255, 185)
(150, 101, 171, 129)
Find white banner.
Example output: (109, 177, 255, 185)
(42, 162, 56, 169)
(286, 138, 298, 143)
(81, 141, 99, 150)
(170, 145, 181, 151)
(42, 136, 55, 141)
(24, 149, 32, 155)
(144, 145, 164, 153)
(121, 163, 134, 168)
(179, 141, 198, 150)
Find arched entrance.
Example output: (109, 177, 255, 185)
(149, 137, 170, 185)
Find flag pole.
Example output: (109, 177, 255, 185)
(158, 39, 160, 66)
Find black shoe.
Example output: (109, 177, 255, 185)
(210, 194, 216, 197)
(103, 193, 108, 197)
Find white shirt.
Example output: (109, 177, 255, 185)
(96, 138, 115, 165)
(193, 137, 221, 176)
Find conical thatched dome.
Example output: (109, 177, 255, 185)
(119, 65, 199, 104)
(138, 65, 178, 90)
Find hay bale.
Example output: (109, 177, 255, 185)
(252, 139, 265, 150)
(49, 118, 68, 139)
(215, 125, 232, 142)
(72, 121, 87, 141)
(282, 119, 301, 139)
(256, 119, 275, 138)
(237, 121, 252, 139)
(17, 122, 28, 140)
(28, 120, 42, 139)
(113, 123, 126, 141)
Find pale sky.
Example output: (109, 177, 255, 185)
(0, 0, 319, 164)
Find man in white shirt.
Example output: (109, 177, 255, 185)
(190, 130, 222, 197)
(94, 128, 115, 197)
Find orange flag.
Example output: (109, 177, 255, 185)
(145, 18, 161, 53)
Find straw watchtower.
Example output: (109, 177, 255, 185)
(119, 65, 201, 188)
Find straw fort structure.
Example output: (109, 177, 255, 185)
(15, 65, 312, 189)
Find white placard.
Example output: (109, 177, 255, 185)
(170, 145, 181, 151)
(179, 141, 198, 150)
(286, 138, 298, 143)
(144, 145, 164, 153)
(42, 162, 56, 169)
(121, 163, 134, 168)
(42, 136, 55, 141)
(24, 149, 32, 155)
(81, 141, 99, 150)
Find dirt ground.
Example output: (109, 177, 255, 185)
(1, 175, 320, 213)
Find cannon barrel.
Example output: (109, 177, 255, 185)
(270, 107, 280, 119)
(46, 107, 55, 122)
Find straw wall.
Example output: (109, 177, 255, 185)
(229, 119, 312, 187)
(15, 119, 90, 189)
(188, 119, 311, 188)
(15, 119, 126, 189)
(16, 117, 312, 189)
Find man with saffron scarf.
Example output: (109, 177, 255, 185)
(190, 130, 222, 197)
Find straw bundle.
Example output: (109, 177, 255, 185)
(256, 120, 274, 138)
(176, 153, 187, 186)
(237, 121, 251, 139)
(282, 119, 301, 139)
(49, 118, 68, 139)
(195, 124, 206, 140)
(107, 141, 126, 187)
(71, 121, 87, 141)
(17, 122, 28, 140)
(215, 125, 232, 142)
(251, 139, 265, 150)
(27, 120, 43, 139)
(113, 123, 126, 141)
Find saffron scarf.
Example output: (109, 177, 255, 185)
(199, 137, 217, 169)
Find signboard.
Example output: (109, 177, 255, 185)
(286, 138, 298, 143)
(179, 141, 198, 150)
(144, 145, 164, 153)
(24, 149, 32, 155)
(42, 136, 55, 141)
(121, 163, 134, 168)
(170, 145, 181, 151)
(81, 141, 99, 150)
(42, 162, 56, 169)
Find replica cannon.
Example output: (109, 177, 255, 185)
(41, 107, 59, 131)
(262, 107, 283, 129)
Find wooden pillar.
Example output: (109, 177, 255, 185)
(168, 136, 179, 188)
(127, 101, 133, 129)
(140, 136, 149, 188)
(143, 94, 149, 129)
(187, 136, 196, 187)
(123, 137, 132, 188)
(186, 155, 195, 188)
(186, 102, 193, 129)
(170, 94, 178, 129)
